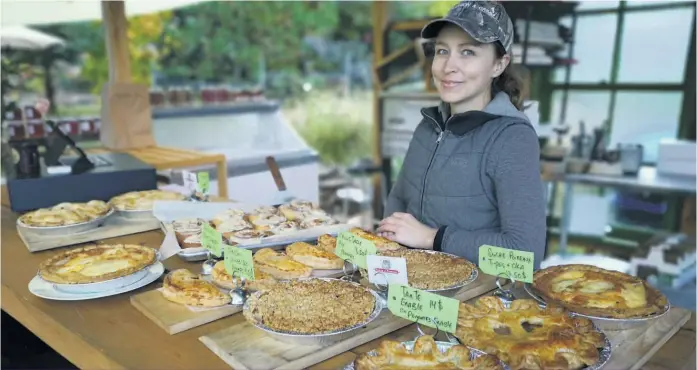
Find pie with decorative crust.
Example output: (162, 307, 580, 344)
(286, 241, 344, 270)
(38, 244, 156, 284)
(243, 278, 376, 334)
(349, 227, 402, 251)
(109, 190, 186, 211)
(211, 261, 276, 291)
(455, 296, 606, 370)
(355, 335, 503, 370)
(253, 248, 313, 279)
(531, 264, 668, 319)
(162, 269, 231, 307)
(376, 249, 476, 290)
(19, 200, 111, 227)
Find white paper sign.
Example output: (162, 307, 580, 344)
(181, 170, 198, 193)
(366, 255, 408, 285)
(158, 229, 182, 261)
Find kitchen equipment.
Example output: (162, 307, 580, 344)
(619, 143, 644, 175)
(266, 156, 296, 206)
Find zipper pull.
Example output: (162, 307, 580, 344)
(436, 131, 444, 143)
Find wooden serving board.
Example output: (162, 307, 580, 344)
(18, 216, 161, 252)
(130, 288, 242, 335)
(198, 274, 498, 370)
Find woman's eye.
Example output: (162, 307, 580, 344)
(461, 49, 475, 56)
(435, 48, 448, 55)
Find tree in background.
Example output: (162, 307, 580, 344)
(427, 1, 460, 16)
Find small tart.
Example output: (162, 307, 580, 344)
(162, 269, 230, 307)
(38, 244, 156, 284)
(19, 200, 111, 227)
(278, 200, 318, 220)
(270, 220, 299, 235)
(215, 217, 252, 233)
(247, 212, 287, 231)
(253, 248, 313, 279)
(350, 227, 402, 252)
(211, 261, 276, 291)
(298, 216, 337, 229)
(317, 234, 337, 253)
(212, 209, 246, 223)
(286, 241, 344, 270)
(109, 190, 186, 211)
(226, 229, 274, 245)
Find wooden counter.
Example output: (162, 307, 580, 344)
(1, 205, 694, 370)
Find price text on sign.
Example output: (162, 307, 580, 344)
(182, 170, 197, 192)
(197, 172, 210, 194)
(201, 223, 222, 257)
(478, 245, 534, 283)
(334, 232, 377, 269)
(224, 246, 255, 281)
(387, 284, 459, 334)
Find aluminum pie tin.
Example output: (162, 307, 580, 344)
(17, 208, 115, 236)
(114, 208, 156, 220)
(343, 340, 510, 370)
(243, 277, 385, 346)
(523, 283, 671, 331)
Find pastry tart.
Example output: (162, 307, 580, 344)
(212, 208, 246, 223)
(286, 241, 344, 270)
(270, 220, 300, 235)
(317, 234, 338, 253)
(455, 296, 606, 370)
(211, 261, 276, 291)
(19, 200, 111, 227)
(226, 229, 274, 245)
(38, 244, 156, 284)
(162, 269, 230, 307)
(278, 199, 318, 220)
(109, 190, 186, 211)
(253, 248, 313, 279)
(349, 227, 402, 252)
(378, 249, 476, 290)
(355, 335, 503, 370)
(215, 217, 253, 235)
(531, 264, 668, 319)
(247, 212, 287, 231)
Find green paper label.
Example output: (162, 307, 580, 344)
(224, 245, 255, 281)
(201, 223, 222, 257)
(334, 231, 377, 269)
(387, 284, 459, 334)
(197, 172, 210, 195)
(478, 245, 534, 283)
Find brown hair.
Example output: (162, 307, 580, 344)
(493, 42, 524, 110)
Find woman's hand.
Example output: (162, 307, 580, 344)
(377, 212, 437, 249)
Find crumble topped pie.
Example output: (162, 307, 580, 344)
(109, 190, 186, 211)
(19, 200, 111, 227)
(378, 249, 476, 290)
(162, 269, 230, 307)
(38, 244, 156, 284)
(455, 296, 606, 370)
(286, 241, 344, 270)
(355, 335, 503, 370)
(253, 248, 313, 279)
(211, 261, 277, 291)
(244, 278, 376, 334)
(532, 264, 668, 319)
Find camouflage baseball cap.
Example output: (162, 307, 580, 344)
(421, 1, 515, 54)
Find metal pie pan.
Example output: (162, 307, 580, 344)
(243, 277, 385, 346)
(114, 208, 155, 220)
(523, 283, 671, 331)
(343, 340, 510, 370)
(17, 208, 114, 236)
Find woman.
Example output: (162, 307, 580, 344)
(377, 1, 546, 268)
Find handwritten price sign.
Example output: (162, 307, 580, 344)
(197, 172, 210, 195)
(387, 284, 459, 333)
(201, 223, 222, 258)
(478, 245, 534, 283)
(334, 232, 377, 269)
(224, 245, 255, 281)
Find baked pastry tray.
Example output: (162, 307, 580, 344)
(17, 208, 115, 236)
(523, 283, 671, 331)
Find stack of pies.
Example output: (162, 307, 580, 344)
(109, 190, 186, 211)
(355, 335, 503, 370)
(162, 269, 230, 307)
(172, 218, 206, 248)
(376, 249, 476, 290)
(243, 278, 376, 334)
(38, 244, 156, 284)
(19, 200, 111, 227)
(531, 264, 669, 319)
(455, 296, 607, 370)
(211, 261, 277, 292)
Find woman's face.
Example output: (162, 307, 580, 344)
(431, 25, 508, 106)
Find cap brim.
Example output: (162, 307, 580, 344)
(420, 17, 499, 46)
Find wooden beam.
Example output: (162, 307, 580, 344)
(101, 1, 131, 83)
(372, 0, 389, 221)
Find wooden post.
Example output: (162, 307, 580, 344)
(372, 1, 388, 221)
(101, 1, 131, 83)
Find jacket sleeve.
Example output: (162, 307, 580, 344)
(383, 166, 407, 217)
(438, 124, 547, 269)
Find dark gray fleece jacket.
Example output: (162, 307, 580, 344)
(384, 92, 546, 269)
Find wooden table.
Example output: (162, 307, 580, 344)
(1, 205, 694, 370)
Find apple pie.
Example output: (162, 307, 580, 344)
(349, 227, 402, 251)
(19, 200, 111, 227)
(109, 190, 186, 211)
(243, 278, 376, 334)
(162, 269, 231, 307)
(38, 244, 156, 284)
(355, 335, 503, 370)
(455, 296, 606, 370)
(377, 249, 476, 290)
(532, 264, 668, 319)
(211, 261, 277, 291)
(286, 241, 344, 270)
(253, 248, 313, 279)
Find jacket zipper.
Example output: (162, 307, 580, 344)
(419, 114, 446, 217)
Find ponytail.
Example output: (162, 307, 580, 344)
(493, 43, 524, 111)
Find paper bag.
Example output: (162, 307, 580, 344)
(100, 83, 156, 150)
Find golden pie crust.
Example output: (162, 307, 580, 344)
(19, 200, 111, 227)
(243, 278, 375, 334)
(211, 261, 276, 291)
(162, 269, 230, 307)
(532, 264, 668, 319)
(355, 335, 503, 370)
(253, 248, 313, 279)
(38, 244, 156, 284)
(317, 234, 338, 253)
(455, 296, 606, 370)
(349, 227, 402, 251)
(109, 190, 186, 211)
(377, 249, 476, 290)
(286, 241, 344, 270)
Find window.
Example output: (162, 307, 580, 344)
(618, 8, 695, 83)
(577, 1, 619, 10)
(626, 0, 694, 7)
(553, 14, 617, 83)
(551, 91, 611, 138)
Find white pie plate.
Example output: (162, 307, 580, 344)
(29, 262, 164, 301)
